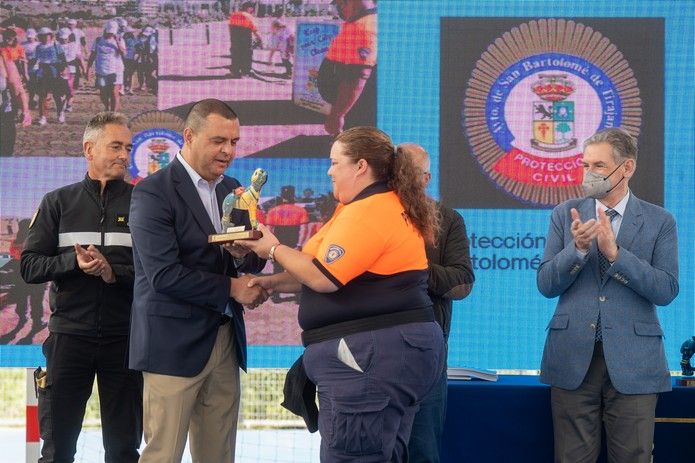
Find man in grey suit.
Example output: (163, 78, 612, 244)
(537, 127, 679, 463)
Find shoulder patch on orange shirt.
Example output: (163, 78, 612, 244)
(325, 244, 345, 264)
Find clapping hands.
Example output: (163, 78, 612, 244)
(74, 243, 115, 283)
(570, 208, 618, 261)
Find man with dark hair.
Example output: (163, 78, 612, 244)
(538, 127, 679, 462)
(403, 143, 475, 463)
(129, 98, 268, 462)
(21, 111, 142, 463)
(183, 96, 237, 132)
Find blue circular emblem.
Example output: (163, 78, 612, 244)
(129, 128, 183, 181)
(462, 20, 641, 206)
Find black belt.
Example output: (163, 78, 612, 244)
(301, 307, 434, 347)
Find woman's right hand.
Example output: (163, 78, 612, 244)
(236, 223, 279, 260)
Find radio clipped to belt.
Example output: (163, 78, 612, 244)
(33, 366, 47, 397)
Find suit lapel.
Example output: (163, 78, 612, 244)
(171, 158, 216, 236)
(616, 193, 643, 251)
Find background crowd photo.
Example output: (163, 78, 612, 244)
(1, 0, 693, 462)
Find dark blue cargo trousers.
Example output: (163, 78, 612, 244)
(303, 321, 445, 462)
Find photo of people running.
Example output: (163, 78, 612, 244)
(0, 0, 373, 347)
(0, 218, 47, 345)
(0, 7, 158, 157)
(159, 0, 376, 159)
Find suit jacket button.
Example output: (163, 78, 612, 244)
(599, 296, 606, 302)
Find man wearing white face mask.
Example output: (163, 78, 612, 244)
(537, 127, 679, 463)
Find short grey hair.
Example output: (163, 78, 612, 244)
(582, 127, 638, 163)
(82, 112, 129, 145)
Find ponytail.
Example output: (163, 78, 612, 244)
(389, 145, 440, 246)
(335, 127, 441, 245)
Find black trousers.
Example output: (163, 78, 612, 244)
(38, 333, 143, 463)
(0, 109, 17, 156)
(230, 27, 253, 76)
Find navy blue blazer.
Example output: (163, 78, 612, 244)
(537, 194, 679, 394)
(128, 157, 264, 376)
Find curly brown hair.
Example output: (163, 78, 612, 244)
(334, 127, 440, 245)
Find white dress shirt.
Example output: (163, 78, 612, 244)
(178, 153, 234, 317)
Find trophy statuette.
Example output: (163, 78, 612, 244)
(208, 168, 268, 244)
(678, 336, 695, 386)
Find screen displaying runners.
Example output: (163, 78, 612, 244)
(0, 0, 692, 374)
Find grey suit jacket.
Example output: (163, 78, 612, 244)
(537, 193, 679, 394)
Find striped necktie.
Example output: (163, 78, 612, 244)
(595, 208, 619, 342)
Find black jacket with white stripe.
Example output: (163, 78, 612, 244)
(21, 175, 134, 337)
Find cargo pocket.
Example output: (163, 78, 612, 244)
(330, 395, 389, 456)
(400, 328, 438, 386)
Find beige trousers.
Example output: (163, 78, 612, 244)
(139, 325, 240, 463)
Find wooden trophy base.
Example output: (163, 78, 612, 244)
(676, 376, 695, 387)
(208, 229, 262, 244)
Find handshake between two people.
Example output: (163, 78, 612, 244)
(229, 274, 270, 309)
(224, 223, 284, 310)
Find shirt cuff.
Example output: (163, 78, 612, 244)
(575, 247, 589, 260)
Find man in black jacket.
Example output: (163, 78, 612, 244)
(21, 112, 142, 463)
(403, 143, 475, 463)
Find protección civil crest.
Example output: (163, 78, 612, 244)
(128, 111, 185, 184)
(463, 19, 642, 206)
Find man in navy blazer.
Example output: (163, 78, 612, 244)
(538, 127, 679, 463)
(129, 99, 267, 462)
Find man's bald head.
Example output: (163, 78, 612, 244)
(400, 143, 431, 187)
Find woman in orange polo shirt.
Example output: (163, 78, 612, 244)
(239, 126, 445, 462)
